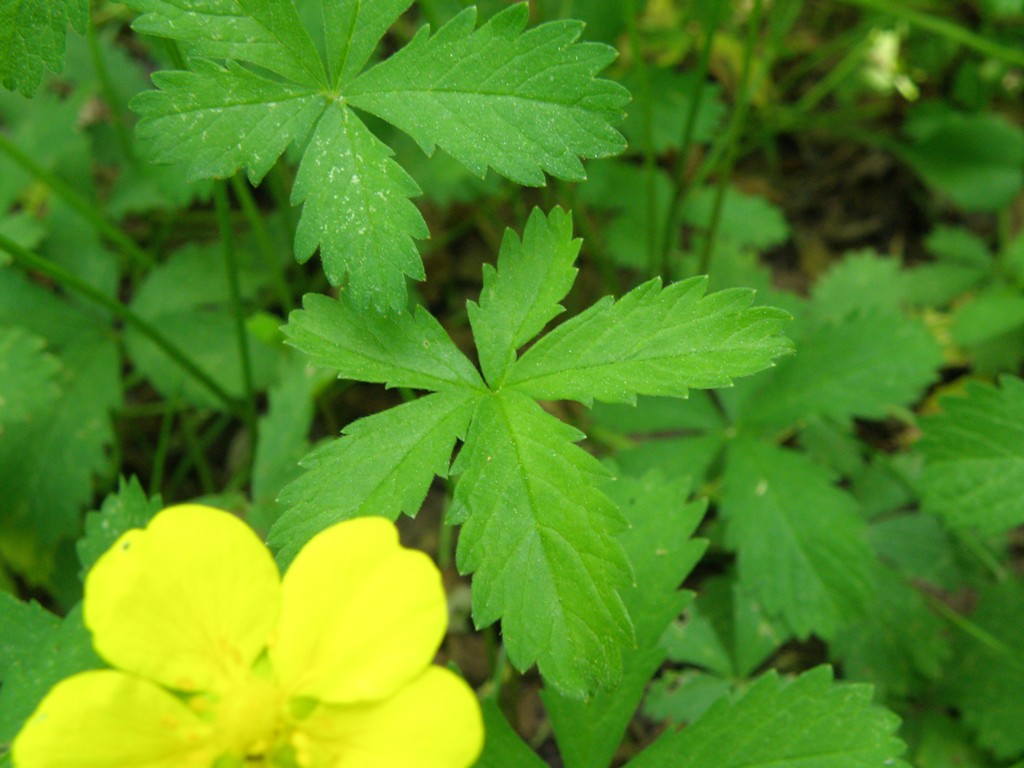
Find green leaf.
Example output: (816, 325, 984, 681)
(721, 439, 877, 639)
(737, 311, 942, 432)
(129, 3, 627, 307)
(919, 376, 1024, 534)
(348, 4, 629, 186)
(626, 666, 910, 768)
(0, 332, 120, 588)
(473, 700, 547, 768)
(270, 389, 480, 564)
(322, 0, 413, 88)
(468, 206, 579, 387)
(276, 209, 792, 698)
(950, 286, 1024, 347)
(125, 0, 325, 86)
(906, 712, 990, 768)
(867, 513, 963, 591)
(662, 576, 790, 680)
(76, 477, 162, 580)
(905, 226, 992, 305)
(290, 103, 429, 309)
(132, 61, 325, 184)
(811, 252, 909, 323)
(543, 472, 707, 768)
(940, 578, 1024, 760)
(508, 276, 792, 405)
(0, 599, 100, 747)
(832, 567, 948, 699)
(0, 0, 87, 96)
(643, 670, 732, 727)
(0, 327, 60, 427)
(451, 389, 632, 698)
(284, 291, 483, 391)
(902, 110, 1024, 211)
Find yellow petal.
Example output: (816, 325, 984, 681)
(13, 669, 217, 768)
(300, 667, 483, 768)
(84, 504, 281, 692)
(272, 517, 447, 703)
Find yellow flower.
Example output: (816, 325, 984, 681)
(13, 505, 483, 768)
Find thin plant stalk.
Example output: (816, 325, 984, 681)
(925, 591, 1024, 675)
(698, 0, 765, 276)
(214, 183, 258, 471)
(86, 23, 134, 161)
(149, 399, 178, 495)
(0, 232, 240, 414)
(839, 0, 1024, 67)
(624, 0, 658, 279)
(659, 0, 728, 281)
(0, 133, 155, 270)
(230, 173, 294, 311)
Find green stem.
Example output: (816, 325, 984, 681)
(0, 133, 155, 269)
(959, 530, 1009, 583)
(572, 198, 621, 295)
(150, 400, 177, 495)
(438, 478, 456, 571)
(660, 0, 727, 281)
(839, 0, 1024, 66)
(925, 591, 1024, 674)
(0, 233, 241, 414)
(181, 413, 218, 496)
(697, 0, 765, 276)
(624, 0, 658, 279)
(794, 32, 873, 113)
(167, 413, 232, 497)
(230, 174, 294, 311)
(213, 184, 258, 466)
(164, 38, 188, 71)
(268, 165, 297, 236)
(86, 23, 134, 161)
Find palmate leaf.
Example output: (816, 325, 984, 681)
(721, 438, 877, 639)
(276, 208, 792, 696)
(0, 0, 87, 96)
(128, 1, 628, 309)
(627, 666, 910, 768)
(508, 276, 792, 405)
(449, 389, 632, 698)
(918, 376, 1024, 534)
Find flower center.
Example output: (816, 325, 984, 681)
(187, 669, 290, 765)
(221, 674, 284, 757)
